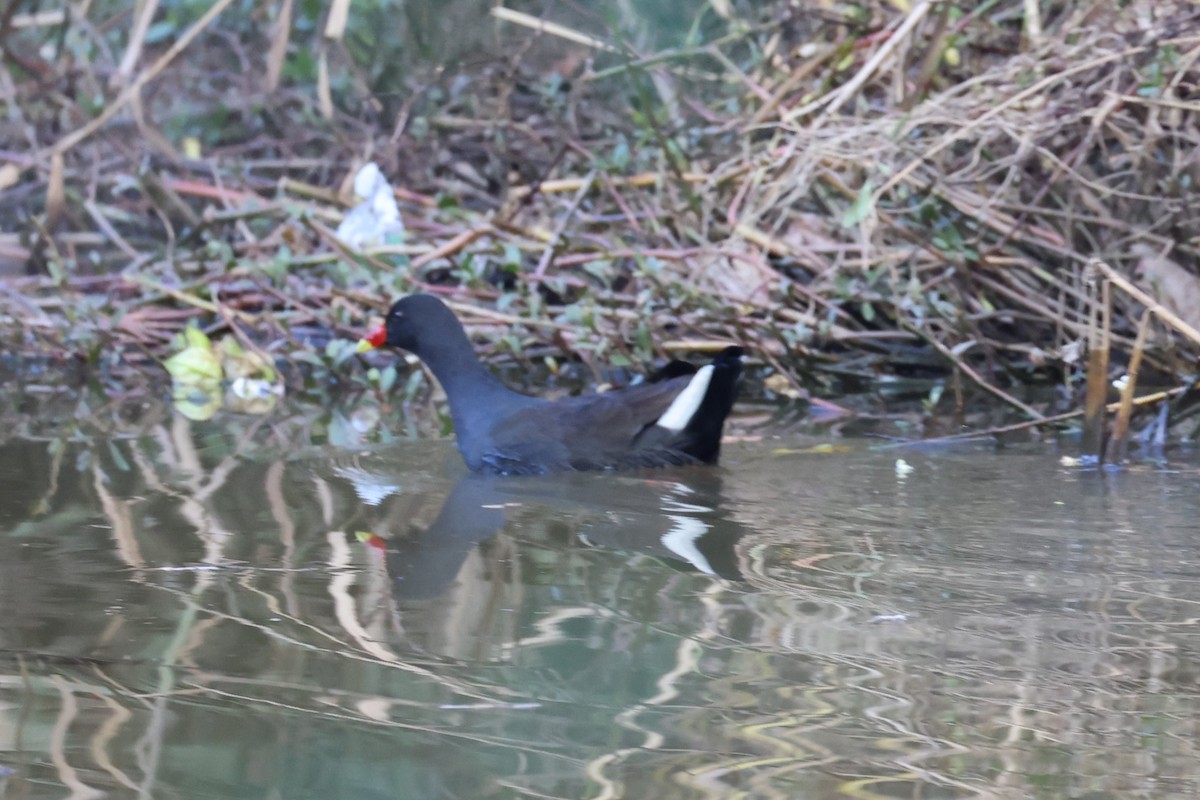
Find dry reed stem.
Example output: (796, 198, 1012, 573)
(491, 6, 616, 52)
(410, 226, 496, 271)
(509, 171, 714, 198)
(266, 0, 295, 91)
(904, 321, 1043, 419)
(50, 0, 239, 156)
(1091, 259, 1200, 348)
(1109, 311, 1152, 464)
(787, 0, 935, 124)
(1081, 277, 1111, 458)
(891, 386, 1188, 449)
(113, 0, 161, 87)
(2, 0, 1197, 439)
(535, 171, 596, 278)
(873, 46, 1143, 202)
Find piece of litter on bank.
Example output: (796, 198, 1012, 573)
(336, 162, 405, 249)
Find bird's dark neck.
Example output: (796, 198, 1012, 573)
(415, 329, 532, 443)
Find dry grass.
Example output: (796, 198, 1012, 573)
(0, 0, 1198, 444)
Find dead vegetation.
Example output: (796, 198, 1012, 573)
(1, 0, 1198, 451)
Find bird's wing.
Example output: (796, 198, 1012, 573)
(480, 378, 691, 473)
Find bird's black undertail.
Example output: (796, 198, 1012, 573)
(680, 346, 745, 464)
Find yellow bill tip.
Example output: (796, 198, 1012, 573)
(356, 324, 387, 353)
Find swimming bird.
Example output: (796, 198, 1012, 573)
(357, 294, 743, 475)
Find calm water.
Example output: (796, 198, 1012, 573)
(1, 422, 1199, 799)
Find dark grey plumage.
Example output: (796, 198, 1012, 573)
(363, 294, 743, 475)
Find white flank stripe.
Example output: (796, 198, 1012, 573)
(656, 365, 713, 432)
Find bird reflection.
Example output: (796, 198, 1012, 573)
(377, 469, 747, 603)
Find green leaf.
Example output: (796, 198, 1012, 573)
(841, 179, 875, 228)
(583, 261, 613, 284)
(107, 441, 131, 472)
(172, 384, 221, 421)
(379, 365, 398, 394)
(164, 327, 221, 383)
(610, 138, 630, 171)
(403, 369, 425, 400)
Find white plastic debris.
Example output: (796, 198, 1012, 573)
(336, 162, 405, 249)
(230, 376, 283, 400)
